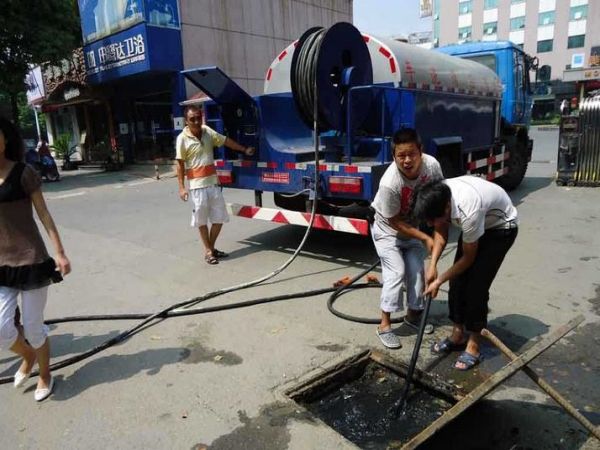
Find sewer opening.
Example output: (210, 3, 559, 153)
(287, 350, 460, 448)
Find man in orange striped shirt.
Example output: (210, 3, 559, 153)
(176, 105, 255, 264)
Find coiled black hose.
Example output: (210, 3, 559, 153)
(291, 28, 328, 129)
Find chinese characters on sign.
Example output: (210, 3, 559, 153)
(86, 34, 146, 75)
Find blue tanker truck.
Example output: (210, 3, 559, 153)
(181, 23, 536, 235)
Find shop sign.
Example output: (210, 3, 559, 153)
(42, 48, 87, 94)
(86, 33, 146, 75)
(583, 69, 600, 79)
(64, 88, 81, 101)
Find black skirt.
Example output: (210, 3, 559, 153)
(0, 258, 63, 290)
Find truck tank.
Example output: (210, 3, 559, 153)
(264, 31, 502, 102)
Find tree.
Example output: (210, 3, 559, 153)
(0, 0, 81, 124)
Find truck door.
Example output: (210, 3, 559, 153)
(181, 67, 259, 155)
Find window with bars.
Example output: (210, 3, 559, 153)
(537, 39, 553, 52)
(510, 16, 526, 30)
(568, 35, 585, 48)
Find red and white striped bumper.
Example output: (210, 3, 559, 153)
(227, 203, 370, 236)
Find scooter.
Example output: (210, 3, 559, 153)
(26, 147, 60, 182)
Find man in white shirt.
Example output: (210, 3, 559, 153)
(370, 128, 444, 349)
(176, 105, 254, 264)
(412, 176, 518, 370)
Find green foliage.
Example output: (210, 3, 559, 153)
(50, 134, 76, 161)
(0, 0, 81, 121)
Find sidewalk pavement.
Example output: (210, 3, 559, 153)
(124, 162, 178, 180)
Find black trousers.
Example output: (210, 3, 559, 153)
(448, 227, 518, 332)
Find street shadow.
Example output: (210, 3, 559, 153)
(40, 347, 186, 401)
(508, 175, 554, 207)
(421, 398, 593, 449)
(0, 329, 121, 378)
(230, 225, 378, 269)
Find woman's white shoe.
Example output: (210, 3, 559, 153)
(34, 377, 54, 402)
(13, 370, 31, 388)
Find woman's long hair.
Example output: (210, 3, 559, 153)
(0, 116, 25, 162)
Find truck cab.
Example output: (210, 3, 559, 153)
(436, 41, 537, 189)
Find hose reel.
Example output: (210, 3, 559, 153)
(290, 22, 373, 131)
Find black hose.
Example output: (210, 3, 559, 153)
(292, 28, 328, 129)
(327, 259, 406, 325)
(0, 281, 380, 385)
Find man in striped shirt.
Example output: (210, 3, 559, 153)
(176, 105, 255, 264)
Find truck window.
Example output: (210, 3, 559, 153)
(461, 54, 496, 72)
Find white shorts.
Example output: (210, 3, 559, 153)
(190, 186, 230, 227)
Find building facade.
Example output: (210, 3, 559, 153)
(433, 0, 600, 115)
(76, 0, 352, 162)
(28, 0, 352, 163)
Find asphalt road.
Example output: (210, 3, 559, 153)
(1, 127, 599, 449)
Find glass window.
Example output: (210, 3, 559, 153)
(459, 1, 472, 15)
(463, 54, 497, 72)
(511, 0, 525, 3)
(510, 16, 526, 30)
(458, 26, 472, 40)
(484, 0, 497, 9)
(484, 22, 498, 35)
(568, 35, 585, 48)
(570, 5, 588, 21)
(537, 39, 553, 52)
(538, 11, 555, 26)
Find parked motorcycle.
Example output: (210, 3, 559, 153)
(25, 141, 60, 182)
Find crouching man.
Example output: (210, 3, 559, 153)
(411, 176, 518, 370)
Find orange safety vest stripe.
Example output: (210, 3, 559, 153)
(186, 165, 217, 179)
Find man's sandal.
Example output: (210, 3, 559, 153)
(454, 351, 482, 371)
(431, 337, 467, 355)
(205, 253, 219, 265)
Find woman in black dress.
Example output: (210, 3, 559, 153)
(0, 117, 71, 401)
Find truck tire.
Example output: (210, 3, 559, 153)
(499, 137, 528, 191)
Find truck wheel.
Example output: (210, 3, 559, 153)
(499, 138, 528, 191)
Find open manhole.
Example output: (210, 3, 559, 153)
(286, 350, 463, 448)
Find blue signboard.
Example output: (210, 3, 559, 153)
(83, 22, 182, 84)
(78, 0, 179, 44)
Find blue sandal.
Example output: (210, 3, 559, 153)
(454, 351, 482, 371)
(431, 337, 467, 355)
